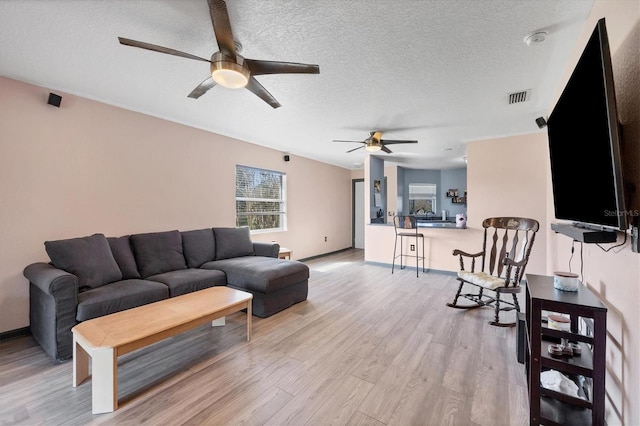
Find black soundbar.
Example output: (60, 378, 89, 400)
(551, 223, 618, 243)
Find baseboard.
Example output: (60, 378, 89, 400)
(0, 326, 30, 342)
(298, 247, 355, 262)
(364, 260, 458, 276)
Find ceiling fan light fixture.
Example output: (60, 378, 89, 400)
(211, 60, 249, 89)
(365, 143, 382, 152)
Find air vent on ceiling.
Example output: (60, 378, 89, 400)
(508, 90, 531, 104)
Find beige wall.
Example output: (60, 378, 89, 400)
(364, 132, 549, 275)
(0, 77, 352, 332)
(545, 2, 640, 424)
(467, 132, 548, 275)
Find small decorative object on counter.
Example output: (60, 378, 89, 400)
(553, 271, 579, 291)
(456, 213, 467, 228)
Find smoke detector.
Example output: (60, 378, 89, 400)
(524, 31, 547, 46)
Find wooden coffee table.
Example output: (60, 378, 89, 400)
(72, 286, 252, 414)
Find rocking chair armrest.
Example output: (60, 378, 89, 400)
(502, 257, 527, 268)
(452, 249, 484, 258)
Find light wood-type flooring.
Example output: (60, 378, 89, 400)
(0, 249, 529, 425)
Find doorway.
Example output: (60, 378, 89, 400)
(352, 179, 364, 249)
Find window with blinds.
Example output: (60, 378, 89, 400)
(408, 183, 437, 215)
(236, 165, 286, 232)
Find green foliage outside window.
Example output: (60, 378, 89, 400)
(236, 166, 286, 231)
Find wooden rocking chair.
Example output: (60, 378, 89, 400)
(447, 217, 540, 326)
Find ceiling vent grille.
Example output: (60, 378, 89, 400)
(508, 90, 531, 104)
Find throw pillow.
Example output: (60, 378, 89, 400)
(213, 226, 254, 260)
(45, 233, 123, 289)
(130, 230, 187, 278)
(181, 228, 216, 268)
(107, 235, 141, 279)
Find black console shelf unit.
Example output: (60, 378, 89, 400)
(551, 223, 617, 244)
(525, 274, 607, 426)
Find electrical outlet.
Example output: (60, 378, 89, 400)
(632, 225, 639, 253)
(324, 236, 327, 242)
(410, 244, 415, 251)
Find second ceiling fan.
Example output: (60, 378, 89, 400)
(333, 131, 418, 153)
(118, 0, 319, 108)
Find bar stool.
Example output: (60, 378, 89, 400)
(392, 215, 425, 277)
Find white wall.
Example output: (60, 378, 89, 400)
(0, 77, 352, 332)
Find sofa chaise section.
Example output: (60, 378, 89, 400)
(202, 256, 309, 317)
(202, 227, 309, 317)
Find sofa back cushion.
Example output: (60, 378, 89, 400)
(130, 230, 187, 278)
(107, 235, 141, 279)
(45, 233, 122, 289)
(181, 228, 216, 268)
(213, 227, 254, 260)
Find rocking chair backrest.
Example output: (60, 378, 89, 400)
(481, 217, 540, 284)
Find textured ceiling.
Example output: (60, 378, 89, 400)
(0, 0, 594, 170)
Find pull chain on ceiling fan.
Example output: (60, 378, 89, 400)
(118, 0, 320, 108)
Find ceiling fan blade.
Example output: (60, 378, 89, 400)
(188, 77, 216, 99)
(379, 140, 418, 145)
(381, 145, 393, 154)
(332, 140, 364, 143)
(246, 77, 281, 109)
(207, 0, 236, 61)
(346, 146, 365, 153)
(244, 59, 320, 76)
(118, 37, 211, 62)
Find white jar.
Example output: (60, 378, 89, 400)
(548, 314, 571, 331)
(554, 271, 579, 292)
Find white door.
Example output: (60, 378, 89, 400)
(354, 180, 365, 249)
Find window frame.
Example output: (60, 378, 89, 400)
(408, 183, 437, 215)
(235, 165, 287, 233)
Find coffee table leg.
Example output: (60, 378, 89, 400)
(73, 335, 89, 387)
(247, 299, 252, 342)
(91, 347, 117, 414)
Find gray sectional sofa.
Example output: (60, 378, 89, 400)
(23, 227, 309, 363)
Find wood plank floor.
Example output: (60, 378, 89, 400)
(0, 249, 529, 425)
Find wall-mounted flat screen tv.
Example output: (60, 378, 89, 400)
(547, 18, 627, 231)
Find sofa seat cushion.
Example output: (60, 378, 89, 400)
(147, 268, 227, 297)
(76, 279, 168, 322)
(201, 257, 309, 293)
(45, 233, 122, 290)
(130, 230, 187, 278)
